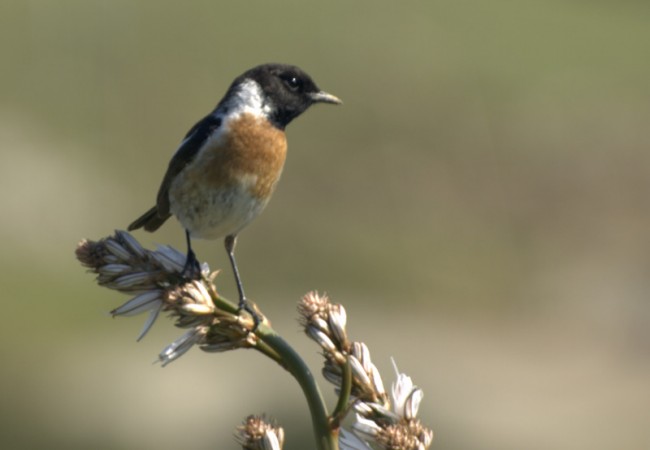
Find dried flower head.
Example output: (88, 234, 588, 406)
(376, 421, 433, 450)
(236, 415, 285, 450)
(298, 291, 432, 450)
(77, 231, 259, 365)
(350, 361, 433, 450)
(299, 291, 387, 405)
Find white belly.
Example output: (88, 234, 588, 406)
(169, 173, 268, 240)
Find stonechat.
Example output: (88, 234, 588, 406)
(128, 63, 341, 319)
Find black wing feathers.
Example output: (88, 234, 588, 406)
(127, 115, 222, 232)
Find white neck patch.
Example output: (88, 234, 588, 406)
(222, 79, 273, 119)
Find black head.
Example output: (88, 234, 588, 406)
(227, 63, 341, 129)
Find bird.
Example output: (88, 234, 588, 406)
(128, 63, 341, 321)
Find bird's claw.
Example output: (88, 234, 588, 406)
(238, 297, 262, 331)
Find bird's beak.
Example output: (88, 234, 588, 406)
(310, 91, 342, 105)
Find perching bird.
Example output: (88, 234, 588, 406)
(128, 63, 341, 320)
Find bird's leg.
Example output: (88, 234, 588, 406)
(224, 234, 261, 328)
(181, 229, 202, 280)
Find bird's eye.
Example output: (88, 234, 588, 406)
(282, 75, 302, 92)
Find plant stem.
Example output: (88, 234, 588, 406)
(257, 324, 338, 450)
(207, 287, 337, 449)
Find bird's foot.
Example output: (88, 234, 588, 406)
(238, 297, 262, 331)
(181, 250, 202, 280)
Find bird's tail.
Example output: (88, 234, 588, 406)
(128, 206, 171, 232)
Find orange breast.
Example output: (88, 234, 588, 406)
(201, 113, 288, 199)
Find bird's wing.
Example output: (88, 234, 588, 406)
(155, 114, 223, 216)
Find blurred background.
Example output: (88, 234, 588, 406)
(1, 1, 649, 449)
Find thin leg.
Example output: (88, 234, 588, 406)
(182, 229, 202, 279)
(224, 234, 260, 327)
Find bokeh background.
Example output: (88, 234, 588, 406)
(2, 1, 649, 449)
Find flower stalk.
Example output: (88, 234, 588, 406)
(76, 231, 432, 450)
(76, 231, 335, 449)
(298, 292, 433, 450)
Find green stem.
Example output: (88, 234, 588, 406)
(253, 339, 282, 363)
(206, 284, 239, 315)
(257, 324, 338, 450)
(207, 286, 337, 449)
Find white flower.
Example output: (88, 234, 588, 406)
(158, 326, 207, 367)
(339, 428, 372, 450)
(111, 290, 163, 317)
(151, 244, 187, 273)
(350, 359, 432, 449)
(328, 303, 348, 346)
(351, 414, 382, 440)
(391, 358, 423, 420)
(260, 430, 283, 450)
(137, 301, 163, 342)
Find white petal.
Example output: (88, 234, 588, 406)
(153, 245, 187, 272)
(366, 402, 396, 420)
(404, 387, 424, 420)
(99, 264, 131, 275)
(181, 303, 214, 315)
(158, 327, 206, 366)
(369, 364, 386, 397)
(351, 414, 381, 440)
(391, 358, 415, 417)
(136, 301, 162, 341)
(421, 428, 434, 448)
(111, 272, 153, 289)
(352, 342, 372, 374)
(116, 230, 146, 258)
(103, 254, 120, 264)
(349, 356, 372, 389)
(111, 291, 162, 316)
(312, 316, 330, 333)
(192, 280, 213, 306)
(105, 239, 131, 260)
(261, 430, 282, 450)
(353, 402, 373, 415)
(328, 304, 347, 345)
(307, 327, 337, 352)
(339, 428, 372, 450)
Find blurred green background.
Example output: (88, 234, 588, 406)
(1, 1, 649, 449)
